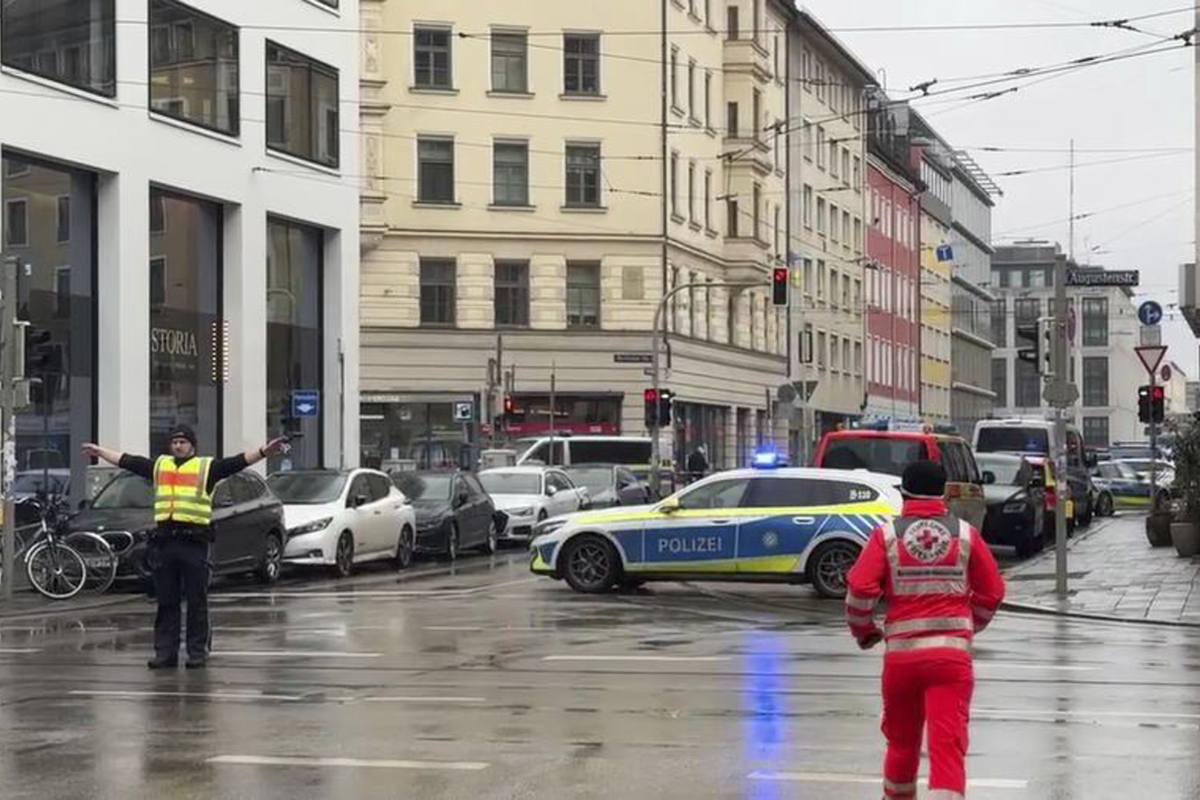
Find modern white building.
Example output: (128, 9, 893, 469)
(0, 0, 361, 501)
(990, 243, 1142, 448)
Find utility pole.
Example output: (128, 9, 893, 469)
(2, 257, 18, 601)
(548, 362, 556, 466)
(1051, 256, 1071, 600)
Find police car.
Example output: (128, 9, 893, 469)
(529, 458, 902, 598)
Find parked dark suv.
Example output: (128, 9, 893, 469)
(68, 470, 287, 587)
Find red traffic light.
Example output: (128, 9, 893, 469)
(503, 396, 515, 414)
(772, 267, 789, 306)
(1151, 386, 1165, 400)
(773, 267, 788, 283)
(644, 389, 659, 402)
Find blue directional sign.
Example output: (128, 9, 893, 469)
(1138, 300, 1164, 327)
(935, 244, 954, 262)
(291, 390, 320, 418)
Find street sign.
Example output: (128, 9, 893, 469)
(453, 401, 474, 422)
(1135, 345, 1168, 375)
(1137, 300, 1164, 327)
(1162, 364, 1173, 382)
(1141, 325, 1163, 346)
(1043, 381, 1079, 407)
(1066, 269, 1139, 287)
(935, 244, 954, 262)
(290, 390, 320, 418)
(613, 353, 653, 364)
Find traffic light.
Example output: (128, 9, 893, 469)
(772, 267, 789, 306)
(24, 327, 61, 407)
(1139, 385, 1165, 423)
(658, 389, 675, 426)
(1016, 320, 1052, 376)
(644, 389, 659, 428)
(503, 395, 515, 416)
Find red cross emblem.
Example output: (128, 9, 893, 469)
(902, 520, 951, 562)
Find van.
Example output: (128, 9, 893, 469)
(812, 428, 987, 530)
(972, 418, 1096, 527)
(515, 436, 654, 469)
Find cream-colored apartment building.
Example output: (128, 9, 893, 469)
(787, 12, 874, 458)
(359, 0, 793, 471)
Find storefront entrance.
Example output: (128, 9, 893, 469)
(361, 394, 478, 472)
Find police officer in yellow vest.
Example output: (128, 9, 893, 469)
(83, 426, 286, 669)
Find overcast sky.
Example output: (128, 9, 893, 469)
(805, 0, 1196, 375)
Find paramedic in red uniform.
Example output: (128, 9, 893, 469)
(845, 460, 1006, 800)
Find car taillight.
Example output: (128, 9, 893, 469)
(1045, 487, 1056, 511)
(946, 483, 963, 499)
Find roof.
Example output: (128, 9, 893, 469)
(823, 430, 968, 443)
(794, 8, 880, 87)
(481, 465, 561, 474)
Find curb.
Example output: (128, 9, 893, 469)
(1001, 599, 1200, 629)
(0, 593, 142, 622)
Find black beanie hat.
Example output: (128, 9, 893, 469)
(902, 460, 947, 499)
(167, 424, 198, 448)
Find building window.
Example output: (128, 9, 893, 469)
(817, 331, 827, 368)
(726, 198, 739, 237)
(563, 34, 600, 95)
(670, 151, 679, 218)
(1083, 417, 1110, 448)
(267, 218, 323, 470)
(414, 26, 452, 88)
(149, 190, 222, 456)
(752, 184, 761, 241)
(752, 0, 761, 41)
(149, 0, 239, 135)
(419, 259, 456, 326)
(816, 197, 826, 235)
(992, 359, 1007, 408)
(493, 140, 529, 206)
(1, 0, 116, 97)
(1083, 357, 1109, 406)
(752, 89, 762, 141)
(803, 185, 813, 228)
(491, 31, 527, 93)
(704, 169, 712, 229)
(704, 71, 712, 129)
(565, 143, 601, 207)
(688, 161, 696, 222)
(842, 150, 850, 185)
(1082, 297, 1108, 346)
(727, 102, 739, 138)
(1015, 359, 1040, 408)
(265, 42, 339, 168)
(418, 137, 455, 203)
(817, 127, 826, 169)
(1015, 298, 1040, 327)
(4, 199, 28, 247)
(670, 46, 679, 109)
(2, 156, 96, 499)
(55, 196, 70, 243)
(991, 299, 1006, 346)
(830, 143, 839, 178)
(688, 59, 696, 119)
(817, 260, 826, 300)
(494, 261, 530, 327)
(566, 262, 601, 329)
(853, 155, 861, 188)
(726, 6, 739, 39)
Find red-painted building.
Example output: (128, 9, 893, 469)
(864, 97, 922, 423)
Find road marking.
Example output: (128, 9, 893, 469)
(214, 650, 382, 659)
(423, 626, 483, 631)
(747, 771, 1027, 790)
(976, 661, 1097, 672)
(0, 647, 41, 654)
(70, 690, 302, 702)
(209, 755, 489, 771)
(363, 696, 486, 704)
(219, 578, 536, 600)
(542, 655, 731, 663)
(977, 706, 1200, 721)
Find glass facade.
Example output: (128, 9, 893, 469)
(2, 154, 96, 503)
(1, 0, 116, 97)
(149, 189, 222, 456)
(266, 218, 323, 471)
(361, 398, 475, 471)
(265, 42, 340, 168)
(149, 0, 240, 135)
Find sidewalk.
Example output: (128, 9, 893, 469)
(1002, 513, 1200, 625)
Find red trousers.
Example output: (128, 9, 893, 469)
(880, 650, 974, 799)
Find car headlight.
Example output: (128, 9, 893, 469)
(534, 517, 569, 537)
(507, 506, 535, 518)
(288, 517, 333, 537)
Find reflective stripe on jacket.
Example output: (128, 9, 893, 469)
(154, 455, 214, 526)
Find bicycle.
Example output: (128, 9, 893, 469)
(2, 495, 118, 600)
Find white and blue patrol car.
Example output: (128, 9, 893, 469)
(529, 464, 902, 598)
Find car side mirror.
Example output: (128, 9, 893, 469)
(657, 496, 680, 514)
(981, 471, 996, 485)
(352, 494, 369, 508)
(546, 485, 558, 497)
(454, 491, 469, 508)
(1085, 452, 1099, 468)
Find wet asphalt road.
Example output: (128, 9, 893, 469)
(1, 526, 1199, 799)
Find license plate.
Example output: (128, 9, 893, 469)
(84, 558, 112, 570)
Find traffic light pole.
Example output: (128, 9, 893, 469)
(1149, 369, 1159, 510)
(1052, 256, 1070, 600)
(1, 257, 16, 601)
(649, 279, 765, 497)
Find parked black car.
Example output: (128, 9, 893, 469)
(390, 471, 506, 559)
(976, 453, 1045, 558)
(563, 464, 651, 509)
(67, 470, 286, 587)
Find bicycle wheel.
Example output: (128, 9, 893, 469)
(64, 532, 119, 594)
(25, 541, 87, 600)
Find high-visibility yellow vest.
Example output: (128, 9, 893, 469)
(154, 456, 215, 526)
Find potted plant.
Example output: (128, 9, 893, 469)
(1168, 415, 1200, 557)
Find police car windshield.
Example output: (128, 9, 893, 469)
(480, 472, 541, 495)
(565, 467, 614, 495)
(91, 473, 154, 509)
(822, 438, 927, 477)
(976, 428, 1049, 455)
(266, 472, 348, 504)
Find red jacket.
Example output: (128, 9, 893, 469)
(845, 498, 1005, 654)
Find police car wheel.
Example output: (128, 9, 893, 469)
(562, 535, 620, 593)
(807, 540, 860, 599)
(1097, 493, 1114, 517)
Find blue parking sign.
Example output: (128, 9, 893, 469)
(291, 390, 320, 417)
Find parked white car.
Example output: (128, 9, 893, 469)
(267, 468, 417, 577)
(479, 466, 589, 543)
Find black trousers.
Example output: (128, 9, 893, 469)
(150, 535, 212, 660)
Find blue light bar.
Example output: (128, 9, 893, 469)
(753, 450, 781, 469)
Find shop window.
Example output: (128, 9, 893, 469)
(2, 0, 116, 97)
(267, 218, 324, 471)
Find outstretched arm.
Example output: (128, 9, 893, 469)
(243, 437, 289, 467)
(81, 443, 124, 467)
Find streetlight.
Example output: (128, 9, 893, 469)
(649, 279, 768, 496)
